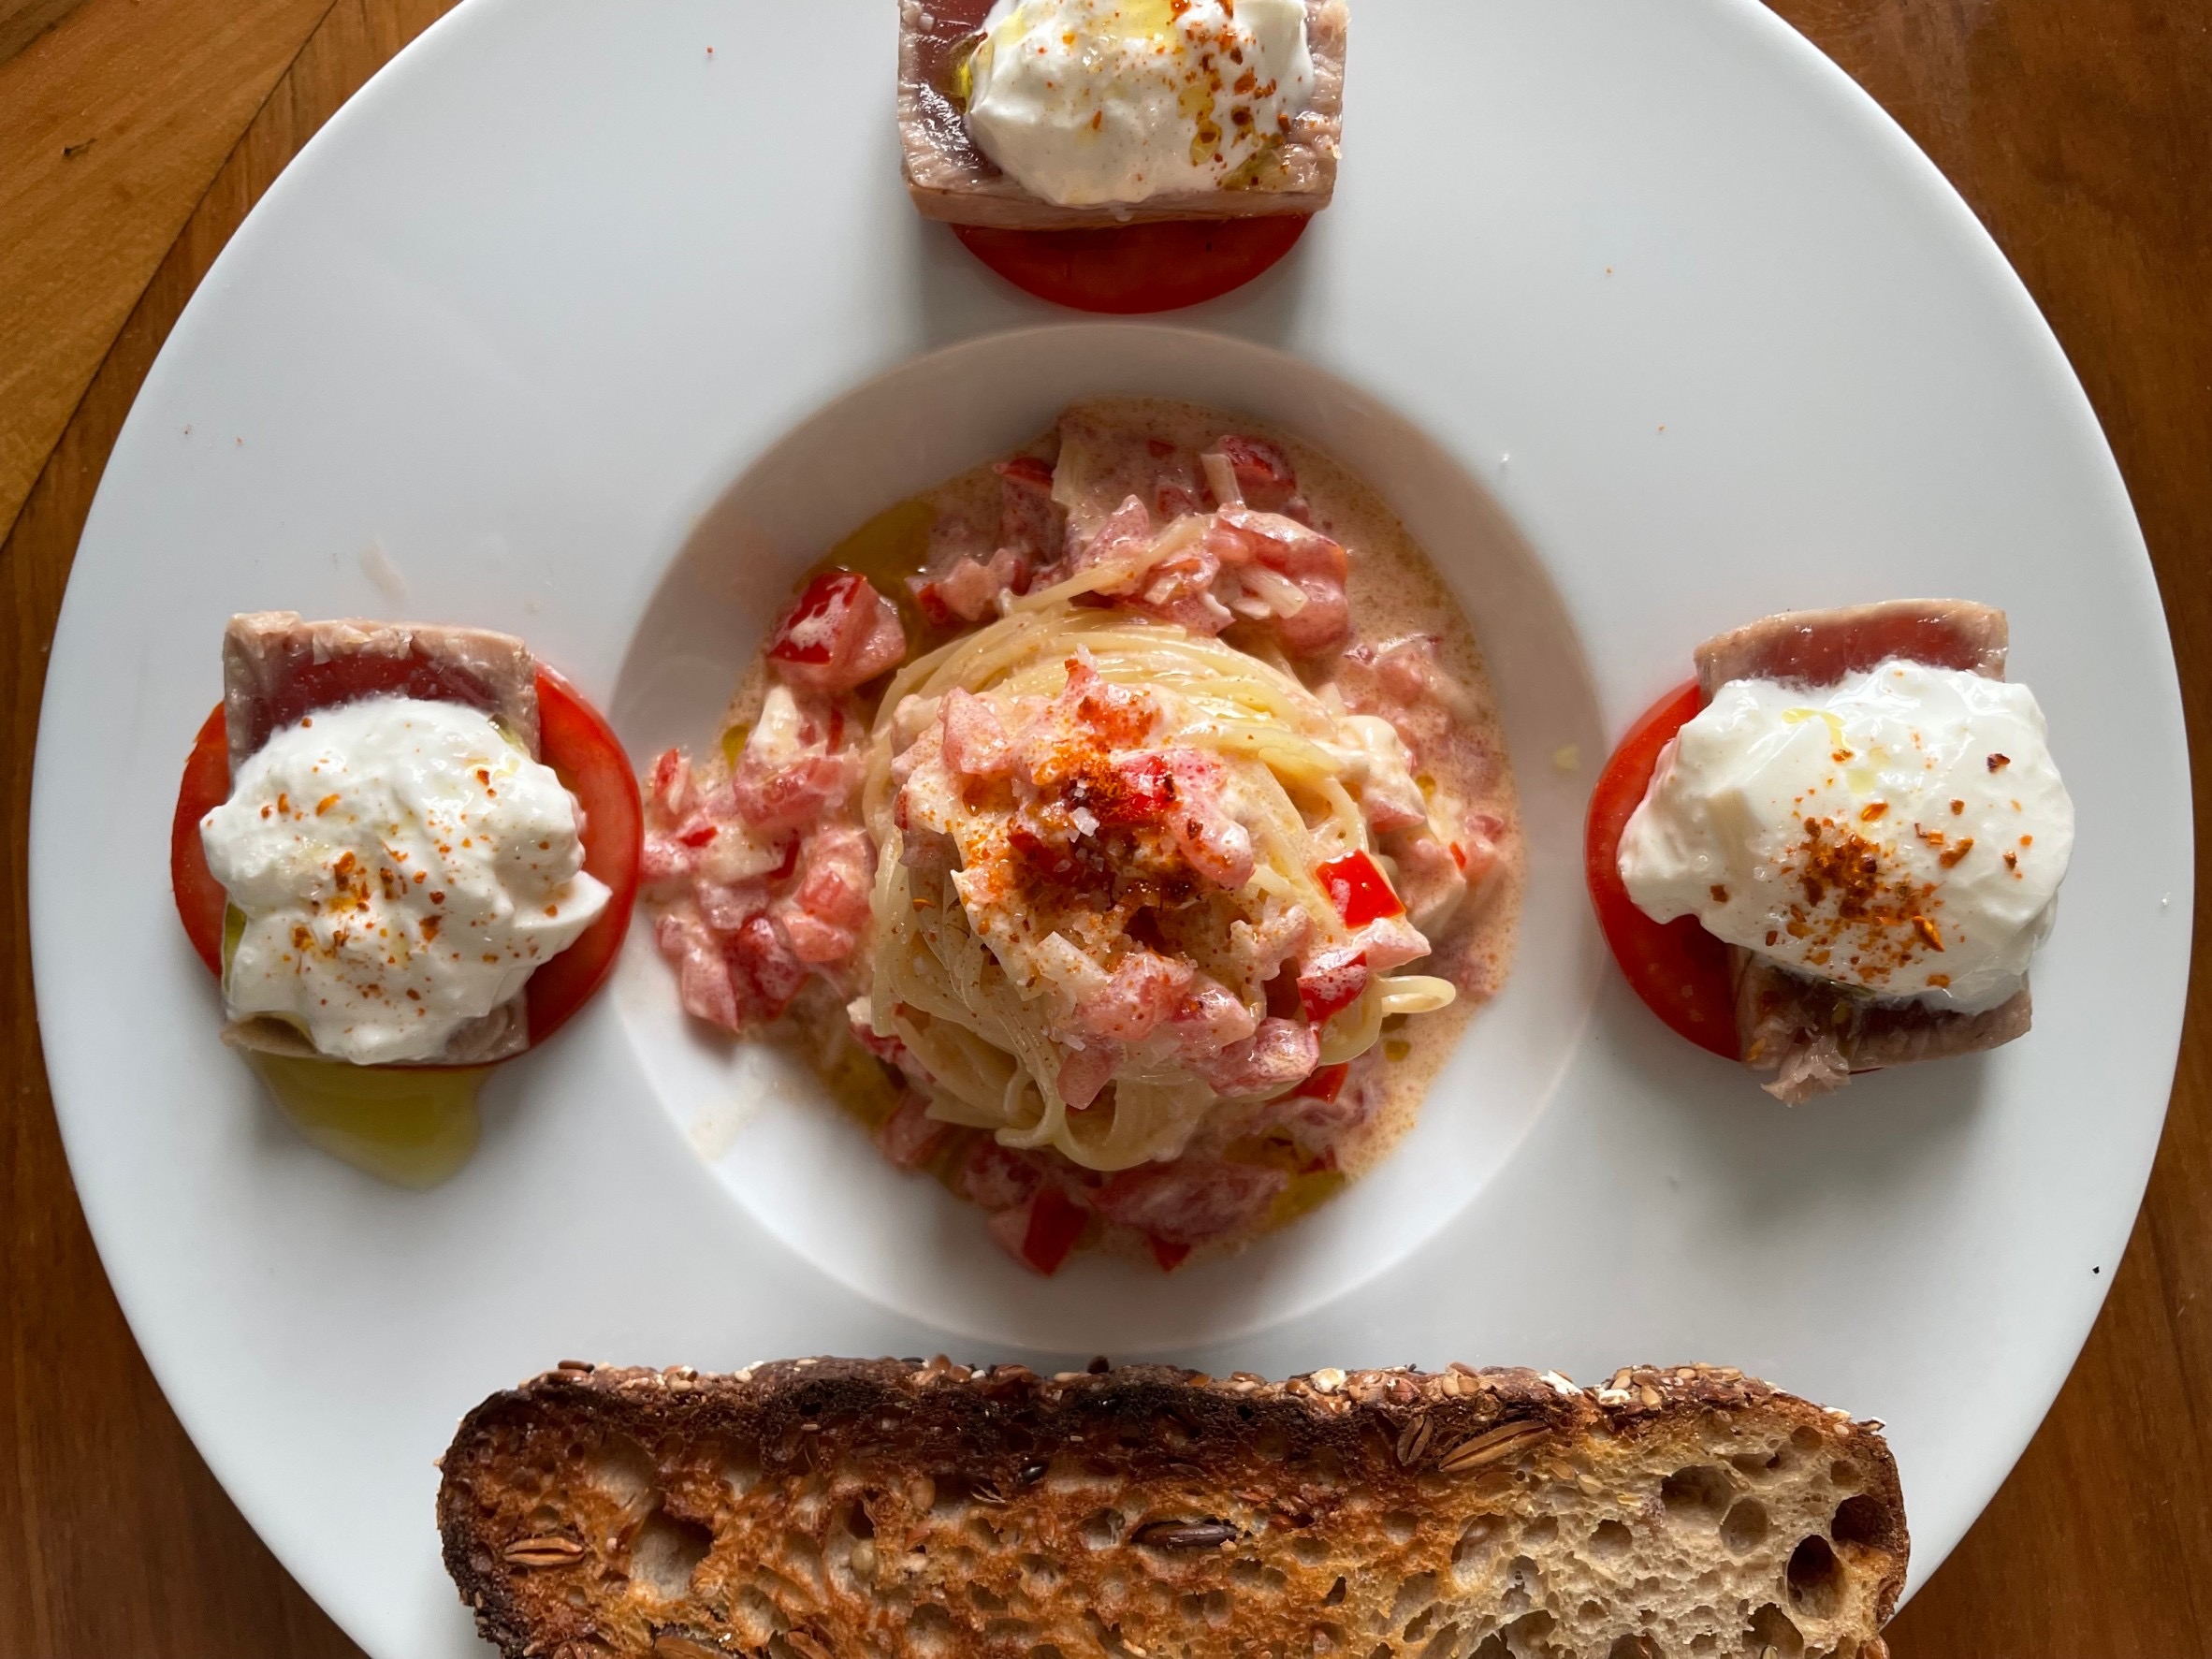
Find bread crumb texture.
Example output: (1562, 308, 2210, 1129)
(439, 1360, 1906, 1659)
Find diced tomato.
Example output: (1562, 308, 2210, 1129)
(1317, 850, 1404, 927)
(768, 571, 862, 664)
(1583, 681, 1738, 1058)
(1298, 1062, 1350, 1104)
(1149, 1236, 1194, 1273)
(989, 1186, 1089, 1276)
(910, 580, 956, 629)
(1091, 1159, 1287, 1244)
(1084, 751, 1177, 824)
(950, 216, 1310, 315)
(1296, 948, 1368, 1025)
(167, 664, 642, 1054)
(874, 1089, 951, 1170)
(728, 914, 807, 1022)
(1215, 434, 1302, 515)
(958, 1137, 1044, 1212)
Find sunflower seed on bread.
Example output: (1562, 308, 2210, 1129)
(438, 1359, 1906, 1659)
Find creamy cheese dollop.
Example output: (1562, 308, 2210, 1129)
(201, 695, 611, 1064)
(1618, 659, 2074, 1011)
(965, 0, 1313, 207)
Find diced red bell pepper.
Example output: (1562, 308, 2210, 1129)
(1149, 1235, 1194, 1273)
(1317, 851, 1404, 926)
(1297, 1062, 1350, 1104)
(989, 1186, 1088, 1276)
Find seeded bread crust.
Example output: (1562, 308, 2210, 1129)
(439, 1359, 1906, 1659)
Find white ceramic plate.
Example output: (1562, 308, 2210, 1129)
(30, 0, 2190, 1652)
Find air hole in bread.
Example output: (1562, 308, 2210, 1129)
(1721, 1498, 1769, 1555)
(773, 1528, 823, 1593)
(1522, 1515, 1559, 1546)
(1384, 1509, 1421, 1545)
(1451, 1514, 1505, 1582)
(841, 1500, 875, 1539)
(1364, 1643, 1392, 1659)
(1390, 1571, 1439, 1629)
(1021, 1552, 1059, 1596)
(1501, 1556, 1539, 1613)
(1470, 1636, 1509, 1659)
(1589, 1519, 1633, 1559)
(1826, 1461, 1861, 1492)
(1404, 1603, 1439, 1642)
(1747, 1602, 1803, 1657)
(1729, 1452, 1773, 1481)
(1788, 1427, 1823, 1455)
(1784, 1535, 1843, 1618)
(716, 1442, 769, 1504)
(970, 1583, 1007, 1613)
(1506, 1608, 1556, 1647)
(1830, 1493, 1888, 1549)
(1028, 1644, 1065, 1659)
(1081, 1508, 1126, 1550)
(721, 1585, 778, 1647)
(589, 1434, 660, 1513)
(1608, 1636, 1662, 1659)
(902, 1607, 952, 1659)
(1660, 1465, 1735, 1520)
(630, 1509, 712, 1601)
(1324, 1576, 1348, 1607)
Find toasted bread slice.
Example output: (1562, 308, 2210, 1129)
(1691, 600, 2030, 1101)
(439, 1359, 1906, 1659)
(896, 0, 1348, 230)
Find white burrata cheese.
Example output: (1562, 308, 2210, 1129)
(1618, 660, 2074, 1012)
(965, 0, 1313, 207)
(201, 695, 612, 1064)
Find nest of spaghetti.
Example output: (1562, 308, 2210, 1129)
(640, 403, 1518, 1271)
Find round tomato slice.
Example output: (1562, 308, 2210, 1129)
(168, 665, 640, 1055)
(1584, 681, 1739, 1059)
(952, 215, 1310, 314)
(170, 704, 232, 976)
(522, 665, 641, 1047)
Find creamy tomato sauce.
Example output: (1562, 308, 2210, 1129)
(642, 399, 1521, 1270)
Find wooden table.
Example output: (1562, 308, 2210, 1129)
(2, 0, 2205, 1652)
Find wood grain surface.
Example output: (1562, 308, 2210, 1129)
(1, 0, 2205, 1654)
